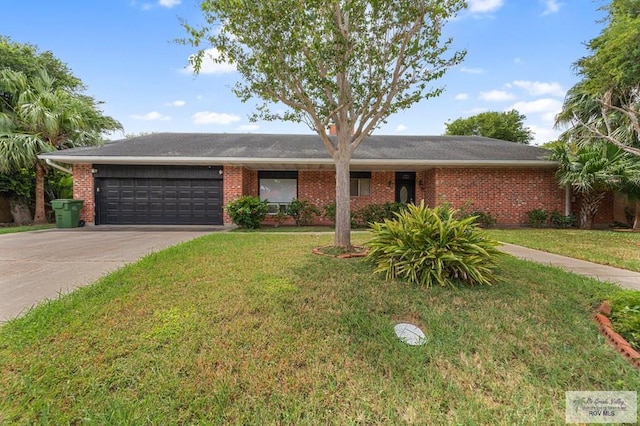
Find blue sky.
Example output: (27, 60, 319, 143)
(4, 0, 605, 144)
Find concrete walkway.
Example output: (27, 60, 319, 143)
(499, 243, 640, 291)
(0, 226, 229, 321)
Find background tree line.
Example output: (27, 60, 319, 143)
(0, 36, 121, 225)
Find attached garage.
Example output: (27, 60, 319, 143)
(94, 165, 223, 225)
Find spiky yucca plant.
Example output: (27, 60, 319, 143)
(365, 202, 501, 287)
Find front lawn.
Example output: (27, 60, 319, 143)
(0, 224, 55, 235)
(487, 228, 640, 272)
(1, 233, 638, 424)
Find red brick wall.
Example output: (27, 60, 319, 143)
(418, 170, 436, 206)
(72, 163, 597, 228)
(222, 165, 245, 224)
(294, 170, 396, 225)
(430, 167, 565, 225)
(72, 163, 94, 224)
(222, 166, 569, 226)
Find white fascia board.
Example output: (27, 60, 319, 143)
(37, 154, 557, 168)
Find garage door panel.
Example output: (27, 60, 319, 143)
(97, 177, 222, 225)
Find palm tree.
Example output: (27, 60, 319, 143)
(0, 68, 121, 223)
(548, 139, 640, 229)
(556, 82, 640, 157)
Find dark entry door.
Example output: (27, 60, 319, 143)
(395, 172, 416, 204)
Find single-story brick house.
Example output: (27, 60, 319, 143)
(38, 132, 585, 227)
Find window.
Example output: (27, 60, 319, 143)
(350, 172, 371, 196)
(259, 171, 298, 214)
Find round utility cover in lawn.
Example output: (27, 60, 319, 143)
(394, 323, 426, 346)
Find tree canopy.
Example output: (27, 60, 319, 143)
(0, 39, 121, 224)
(444, 110, 533, 144)
(556, 0, 640, 156)
(181, 0, 467, 248)
(547, 139, 640, 228)
(0, 36, 83, 93)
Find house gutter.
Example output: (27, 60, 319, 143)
(37, 155, 558, 168)
(44, 158, 73, 174)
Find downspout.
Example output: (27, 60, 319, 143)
(45, 158, 72, 175)
(565, 185, 571, 216)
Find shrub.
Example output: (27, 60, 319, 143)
(527, 209, 549, 227)
(225, 196, 268, 229)
(608, 291, 640, 351)
(323, 202, 357, 227)
(550, 211, 576, 228)
(287, 199, 320, 226)
(365, 202, 502, 288)
(469, 211, 498, 227)
(272, 209, 288, 227)
(437, 200, 496, 227)
(356, 202, 407, 227)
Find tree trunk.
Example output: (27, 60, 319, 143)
(334, 153, 351, 249)
(578, 191, 605, 230)
(633, 200, 640, 230)
(9, 196, 32, 226)
(33, 161, 47, 224)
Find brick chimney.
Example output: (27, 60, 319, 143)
(328, 123, 354, 136)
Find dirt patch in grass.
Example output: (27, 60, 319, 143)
(312, 245, 368, 258)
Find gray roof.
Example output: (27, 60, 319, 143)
(40, 132, 555, 170)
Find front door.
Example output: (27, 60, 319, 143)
(395, 172, 416, 204)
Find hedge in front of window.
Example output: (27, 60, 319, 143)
(225, 195, 269, 229)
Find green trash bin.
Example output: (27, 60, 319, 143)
(51, 199, 84, 228)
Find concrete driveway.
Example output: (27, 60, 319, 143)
(0, 226, 225, 321)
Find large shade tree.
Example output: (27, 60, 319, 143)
(557, 0, 640, 156)
(0, 68, 121, 223)
(444, 110, 533, 144)
(181, 0, 466, 248)
(0, 36, 83, 93)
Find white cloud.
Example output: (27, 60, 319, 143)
(511, 80, 565, 97)
(131, 111, 170, 121)
(395, 124, 408, 133)
(464, 107, 489, 115)
(460, 67, 484, 74)
(165, 100, 186, 107)
(508, 98, 563, 122)
(467, 0, 504, 13)
(528, 124, 561, 145)
(479, 90, 515, 102)
(455, 93, 469, 101)
(184, 48, 236, 75)
(193, 111, 241, 125)
(158, 0, 180, 8)
(541, 0, 563, 15)
(238, 124, 260, 132)
(514, 57, 523, 65)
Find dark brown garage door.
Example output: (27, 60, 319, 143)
(94, 165, 223, 225)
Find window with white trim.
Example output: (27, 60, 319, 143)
(259, 171, 298, 214)
(350, 172, 371, 196)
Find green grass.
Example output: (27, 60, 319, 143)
(0, 224, 55, 235)
(1, 233, 638, 424)
(488, 228, 640, 272)
(232, 225, 335, 233)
